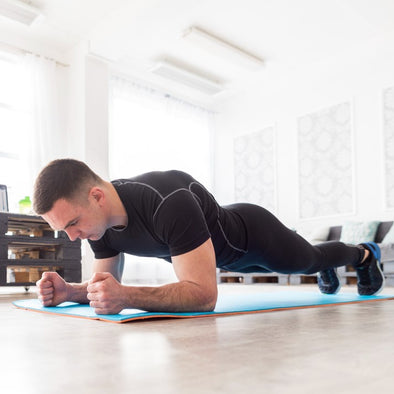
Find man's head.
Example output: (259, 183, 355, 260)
(33, 159, 108, 241)
(33, 158, 103, 215)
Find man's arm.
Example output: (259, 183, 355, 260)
(87, 238, 218, 314)
(93, 253, 124, 282)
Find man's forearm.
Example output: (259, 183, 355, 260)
(122, 281, 217, 312)
(67, 281, 89, 304)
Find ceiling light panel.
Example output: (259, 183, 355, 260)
(151, 61, 223, 96)
(0, 0, 44, 26)
(183, 26, 264, 71)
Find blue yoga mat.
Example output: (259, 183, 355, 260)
(13, 291, 394, 323)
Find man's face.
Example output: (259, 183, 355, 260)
(42, 196, 107, 242)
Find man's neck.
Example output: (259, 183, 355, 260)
(106, 182, 128, 229)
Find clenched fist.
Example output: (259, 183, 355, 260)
(87, 272, 126, 314)
(36, 272, 69, 307)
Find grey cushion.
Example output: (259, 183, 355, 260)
(375, 222, 394, 243)
(326, 221, 394, 263)
(327, 221, 393, 243)
(378, 243, 394, 262)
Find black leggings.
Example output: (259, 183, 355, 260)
(220, 203, 364, 275)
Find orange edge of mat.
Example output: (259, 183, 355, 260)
(13, 296, 394, 324)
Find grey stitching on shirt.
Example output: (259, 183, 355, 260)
(216, 217, 248, 253)
(189, 182, 248, 254)
(153, 188, 193, 220)
(113, 180, 164, 199)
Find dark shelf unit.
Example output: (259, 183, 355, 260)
(0, 212, 81, 287)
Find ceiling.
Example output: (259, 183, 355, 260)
(2, 0, 394, 105)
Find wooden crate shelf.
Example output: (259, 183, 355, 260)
(0, 212, 81, 287)
(217, 270, 289, 285)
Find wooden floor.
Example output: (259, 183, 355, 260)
(1, 284, 394, 394)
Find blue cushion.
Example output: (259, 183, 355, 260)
(382, 223, 394, 243)
(339, 221, 380, 244)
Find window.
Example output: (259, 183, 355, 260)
(109, 76, 213, 188)
(0, 51, 31, 212)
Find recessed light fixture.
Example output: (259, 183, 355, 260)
(183, 26, 264, 70)
(0, 0, 44, 26)
(151, 60, 223, 96)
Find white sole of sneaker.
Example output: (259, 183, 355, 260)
(372, 260, 385, 296)
(358, 259, 385, 296)
(317, 269, 341, 295)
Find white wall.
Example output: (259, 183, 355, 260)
(65, 41, 87, 161)
(213, 32, 394, 237)
(85, 56, 110, 180)
(65, 44, 110, 177)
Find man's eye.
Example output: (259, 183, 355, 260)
(70, 221, 78, 226)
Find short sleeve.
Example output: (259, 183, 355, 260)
(88, 237, 119, 259)
(153, 190, 211, 256)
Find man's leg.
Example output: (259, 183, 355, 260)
(224, 204, 383, 294)
(226, 203, 363, 274)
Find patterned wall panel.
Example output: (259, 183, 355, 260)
(298, 102, 354, 219)
(234, 126, 276, 213)
(383, 87, 394, 209)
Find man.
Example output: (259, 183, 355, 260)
(34, 159, 384, 314)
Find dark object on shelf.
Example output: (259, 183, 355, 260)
(0, 185, 8, 212)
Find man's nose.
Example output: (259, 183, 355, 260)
(65, 228, 80, 242)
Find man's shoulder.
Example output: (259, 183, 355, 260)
(113, 169, 193, 183)
(112, 170, 197, 196)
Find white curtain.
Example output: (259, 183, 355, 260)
(0, 51, 65, 210)
(110, 75, 214, 188)
(0, 52, 29, 210)
(109, 75, 215, 284)
(22, 53, 66, 191)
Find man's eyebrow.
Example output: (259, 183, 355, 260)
(63, 217, 80, 230)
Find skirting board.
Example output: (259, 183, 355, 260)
(13, 291, 394, 324)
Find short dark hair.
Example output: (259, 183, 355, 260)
(33, 159, 103, 215)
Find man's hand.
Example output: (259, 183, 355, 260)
(87, 272, 126, 314)
(36, 272, 69, 307)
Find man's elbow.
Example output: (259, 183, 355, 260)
(204, 299, 217, 312)
(197, 288, 218, 312)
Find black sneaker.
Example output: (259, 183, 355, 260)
(356, 242, 385, 296)
(317, 268, 341, 294)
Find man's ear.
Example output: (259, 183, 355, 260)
(90, 187, 105, 205)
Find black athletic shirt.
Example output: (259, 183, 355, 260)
(88, 170, 247, 266)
